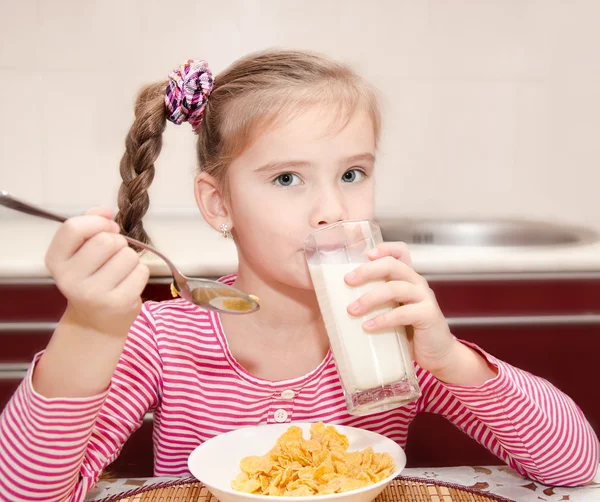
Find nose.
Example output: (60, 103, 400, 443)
(310, 185, 349, 228)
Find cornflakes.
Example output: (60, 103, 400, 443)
(231, 422, 395, 496)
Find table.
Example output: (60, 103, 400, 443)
(85, 465, 600, 502)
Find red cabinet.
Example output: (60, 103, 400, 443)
(1, 275, 599, 476)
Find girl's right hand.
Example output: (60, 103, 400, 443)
(44, 207, 150, 338)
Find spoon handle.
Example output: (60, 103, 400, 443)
(0, 190, 66, 224)
(0, 190, 187, 286)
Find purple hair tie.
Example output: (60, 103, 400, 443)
(165, 59, 213, 130)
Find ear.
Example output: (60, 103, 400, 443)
(194, 172, 230, 231)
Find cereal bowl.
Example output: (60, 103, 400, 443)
(188, 423, 406, 502)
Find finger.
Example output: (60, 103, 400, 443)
(110, 263, 150, 300)
(46, 214, 120, 268)
(84, 206, 114, 220)
(345, 256, 426, 287)
(89, 245, 141, 289)
(66, 231, 129, 278)
(368, 241, 412, 267)
(362, 303, 425, 332)
(347, 281, 424, 316)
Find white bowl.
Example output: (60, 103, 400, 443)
(188, 423, 406, 502)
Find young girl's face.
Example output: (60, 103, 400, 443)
(226, 105, 377, 290)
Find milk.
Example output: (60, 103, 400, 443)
(309, 262, 410, 391)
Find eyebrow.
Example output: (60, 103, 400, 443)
(254, 153, 376, 174)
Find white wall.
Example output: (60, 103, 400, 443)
(1, 0, 599, 229)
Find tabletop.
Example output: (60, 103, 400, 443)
(84, 464, 600, 502)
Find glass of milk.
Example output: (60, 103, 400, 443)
(304, 220, 421, 416)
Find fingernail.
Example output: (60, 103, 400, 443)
(345, 271, 357, 282)
(363, 320, 376, 330)
(348, 301, 360, 314)
(368, 249, 379, 258)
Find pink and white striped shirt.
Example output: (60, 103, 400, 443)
(0, 274, 598, 501)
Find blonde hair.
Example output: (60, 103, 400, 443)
(115, 49, 381, 245)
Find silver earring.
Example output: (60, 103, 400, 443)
(219, 223, 232, 239)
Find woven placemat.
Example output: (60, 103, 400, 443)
(96, 475, 516, 502)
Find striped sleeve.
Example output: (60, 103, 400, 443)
(419, 340, 600, 486)
(0, 305, 162, 502)
(0, 359, 108, 502)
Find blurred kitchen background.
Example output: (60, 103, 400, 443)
(0, 0, 598, 229)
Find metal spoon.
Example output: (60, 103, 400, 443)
(0, 190, 259, 315)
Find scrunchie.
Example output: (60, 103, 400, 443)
(165, 59, 213, 130)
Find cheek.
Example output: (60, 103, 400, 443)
(232, 212, 314, 289)
(343, 181, 376, 220)
(233, 204, 289, 242)
(230, 184, 304, 239)
(231, 199, 296, 260)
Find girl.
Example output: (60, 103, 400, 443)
(0, 50, 597, 502)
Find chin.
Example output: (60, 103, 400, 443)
(273, 262, 316, 292)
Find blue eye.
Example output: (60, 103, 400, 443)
(274, 173, 302, 187)
(342, 169, 366, 183)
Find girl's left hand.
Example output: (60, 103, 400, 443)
(344, 241, 457, 375)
